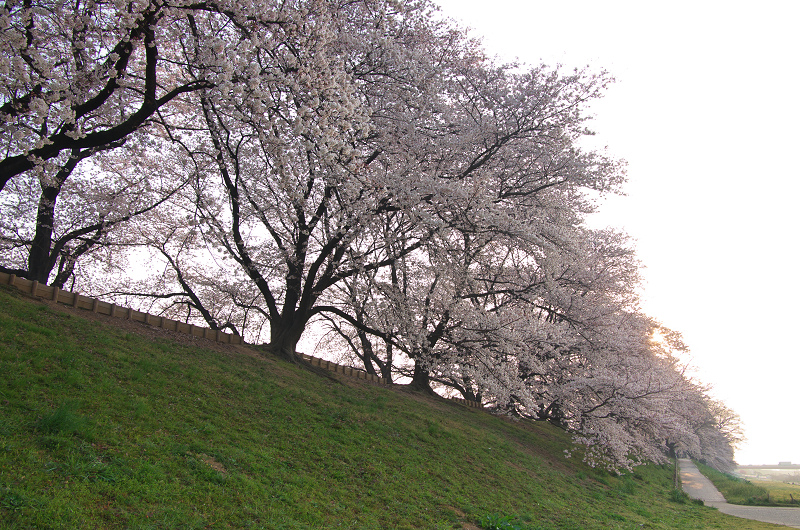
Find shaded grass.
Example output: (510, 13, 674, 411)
(0, 286, 786, 529)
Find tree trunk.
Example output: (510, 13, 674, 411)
(51, 254, 76, 289)
(666, 441, 678, 459)
(408, 361, 435, 394)
(269, 318, 305, 363)
(27, 186, 60, 284)
(26, 149, 87, 285)
(381, 339, 394, 383)
(357, 328, 379, 376)
(462, 388, 482, 404)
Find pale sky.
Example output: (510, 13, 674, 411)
(433, 0, 800, 465)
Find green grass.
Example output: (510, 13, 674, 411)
(752, 481, 800, 506)
(0, 285, 786, 529)
(696, 462, 800, 507)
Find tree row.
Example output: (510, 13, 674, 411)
(0, 0, 741, 471)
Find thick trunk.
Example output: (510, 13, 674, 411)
(409, 361, 434, 394)
(26, 149, 85, 285)
(269, 319, 305, 363)
(457, 375, 481, 403)
(381, 339, 394, 383)
(27, 186, 60, 284)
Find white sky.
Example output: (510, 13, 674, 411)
(432, 0, 800, 465)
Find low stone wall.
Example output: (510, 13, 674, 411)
(1, 271, 243, 345)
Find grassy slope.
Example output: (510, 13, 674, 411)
(0, 286, 783, 529)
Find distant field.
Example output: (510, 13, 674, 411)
(752, 480, 800, 505)
(0, 286, 786, 529)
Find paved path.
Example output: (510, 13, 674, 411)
(678, 458, 800, 528)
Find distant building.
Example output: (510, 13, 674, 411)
(779, 461, 792, 466)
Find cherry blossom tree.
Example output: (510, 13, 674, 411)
(140, 0, 606, 361)
(0, 136, 187, 286)
(0, 0, 219, 191)
(0, 0, 301, 285)
(113, 224, 260, 337)
(204, 24, 618, 363)
(669, 391, 742, 472)
(331, 219, 737, 470)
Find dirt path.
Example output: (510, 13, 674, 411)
(679, 458, 800, 528)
